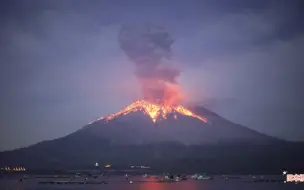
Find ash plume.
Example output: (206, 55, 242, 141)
(118, 24, 181, 104)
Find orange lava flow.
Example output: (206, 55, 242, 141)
(91, 100, 207, 124)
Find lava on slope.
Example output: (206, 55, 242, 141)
(90, 100, 208, 124)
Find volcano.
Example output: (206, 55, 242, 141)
(90, 100, 208, 123)
(82, 100, 275, 145)
(1, 101, 303, 173)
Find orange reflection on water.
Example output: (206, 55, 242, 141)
(139, 182, 164, 190)
(139, 180, 198, 190)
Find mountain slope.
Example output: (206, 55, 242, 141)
(79, 105, 279, 145)
(1, 105, 302, 173)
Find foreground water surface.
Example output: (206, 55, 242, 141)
(1, 175, 303, 190)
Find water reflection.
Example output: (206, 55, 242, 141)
(139, 182, 164, 190)
(139, 180, 199, 190)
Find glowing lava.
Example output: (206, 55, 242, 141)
(90, 100, 207, 124)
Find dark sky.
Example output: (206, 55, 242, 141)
(0, 0, 303, 150)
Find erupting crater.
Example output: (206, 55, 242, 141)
(90, 100, 208, 124)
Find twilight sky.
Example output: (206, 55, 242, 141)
(0, 0, 303, 150)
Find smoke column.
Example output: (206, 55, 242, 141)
(118, 24, 182, 105)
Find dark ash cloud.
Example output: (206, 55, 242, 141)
(118, 24, 181, 104)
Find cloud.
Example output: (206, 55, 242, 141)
(0, 11, 136, 150)
(176, 9, 304, 140)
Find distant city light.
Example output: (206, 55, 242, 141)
(1, 166, 26, 172)
(129, 165, 151, 169)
